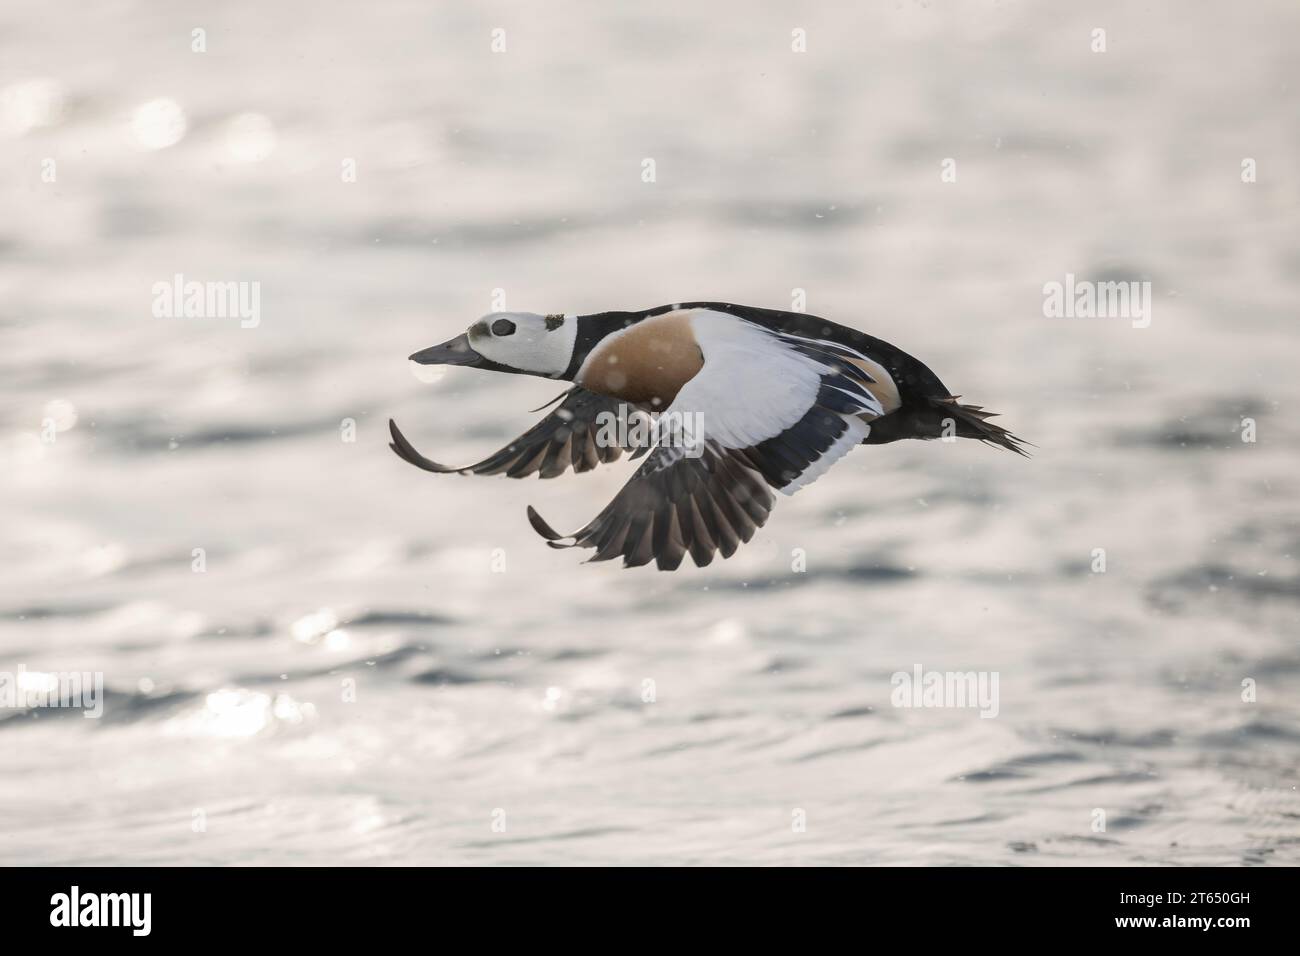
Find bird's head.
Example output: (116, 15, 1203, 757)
(409, 312, 578, 379)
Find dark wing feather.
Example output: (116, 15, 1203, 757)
(738, 403, 858, 490)
(389, 387, 638, 480)
(527, 441, 775, 571)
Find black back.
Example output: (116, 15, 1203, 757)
(566, 302, 953, 403)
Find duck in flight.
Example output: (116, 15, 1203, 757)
(390, 302, 1027, 571)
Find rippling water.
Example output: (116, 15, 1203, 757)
(2, 1, 1298, 865)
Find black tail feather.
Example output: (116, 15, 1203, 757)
(932, 397, 1032, 457)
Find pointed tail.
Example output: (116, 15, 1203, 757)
(931, 396, 1032, 457)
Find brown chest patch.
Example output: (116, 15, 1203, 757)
(577, 310, 705, 407)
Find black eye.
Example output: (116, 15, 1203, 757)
(491, 318, 516, 336)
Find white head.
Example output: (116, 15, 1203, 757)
(409, 311, 578, 378)
(468, 312, 577, 376)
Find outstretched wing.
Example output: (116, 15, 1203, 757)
(389, 387, 641, 480)
(527, 441, 775, 571)
(527, 309, 884, 569)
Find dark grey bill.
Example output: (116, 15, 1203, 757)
(409, 333, 482, 366)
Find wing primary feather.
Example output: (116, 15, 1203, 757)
(388, 419, 467, 474)
(525, 505, 568, 542)
(528, 389, 571, 413)
(390, 390, 639, 480)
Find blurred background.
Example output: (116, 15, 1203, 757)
(1, 0, 1297, 864)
